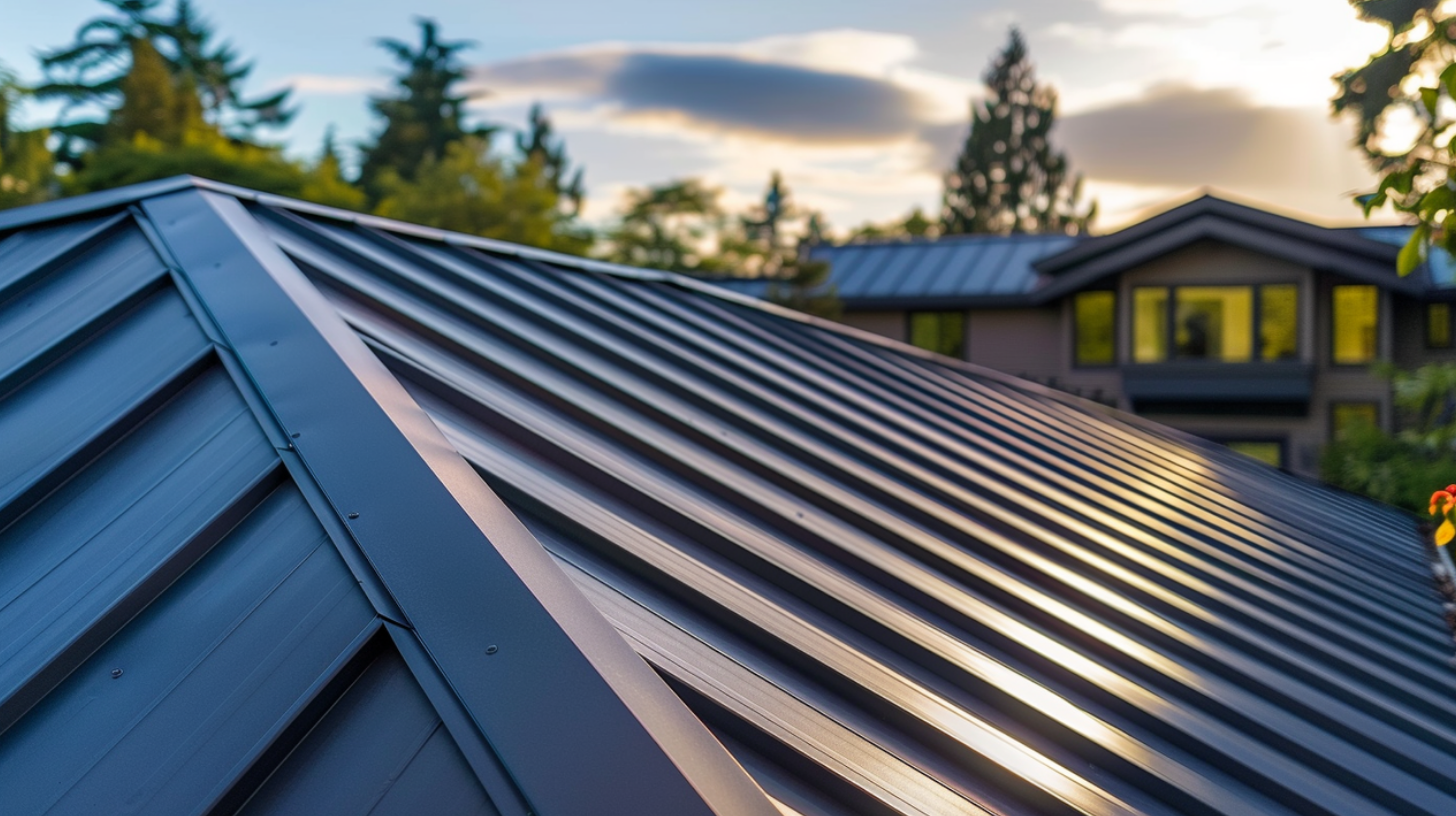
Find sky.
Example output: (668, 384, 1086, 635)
(1, 0, 1393, 233)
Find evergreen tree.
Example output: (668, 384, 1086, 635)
(605, 179, 727, 273)
(72, 38, 312, 198)
(300, 127, 367, 211)
(516, 103, 584, 217)
(358, 18, 482, 204)
(731, 172, 840, 318)
(36, 0, 292, 164)
(374, 135, 591, 254)
(942, 27, 1094, 236)
(0, 65, 56, 209)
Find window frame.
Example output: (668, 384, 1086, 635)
(1329, 284, 1381, 367)
(1071, 289, 1117, 368)
(1129, 282, 1300, 364)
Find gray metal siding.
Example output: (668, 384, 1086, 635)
(250, 203, 1456, 816)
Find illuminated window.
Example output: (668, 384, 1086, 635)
(1132, 284, 1298, 363)
(1073, 291, 1116, 366)
(1260, 284, 1299, 361)
(1174, 286, 1253, 362)
(1133, 287, 1168, 363)
(1428, 303, 1452, 349)
(1332, 285, 1379, 365)
(908, 311, 964, 358)
(1331, 402, 1379, 439)
(1226, 440, 1283, 468)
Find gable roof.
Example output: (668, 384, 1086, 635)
(3, 178, 1456, 816)
(706, 195, 1423, 310)
(1030, 195, 1412, 301)
(0, 180, 775, 816)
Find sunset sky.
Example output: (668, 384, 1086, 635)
(3, 0, 1392, 233)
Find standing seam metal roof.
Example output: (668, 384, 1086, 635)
(0, 178, 1452, 816)
(237, 189, 1456, 816)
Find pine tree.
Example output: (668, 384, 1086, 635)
(36, 0, 292, 164)
(516, 103, 584, 217)
(732, 172, 841, 317)
(941, 27, 1094, 236)
(358, 18, 482, 204)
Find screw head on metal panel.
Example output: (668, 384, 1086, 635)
(485, 645, 499, 655)
(347, 512, 359, 519)
(110, 668, 123, 679)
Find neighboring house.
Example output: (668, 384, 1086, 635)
(719, 195, 1453, 476)
(3, 178, 1456, 816)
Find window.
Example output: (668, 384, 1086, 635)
(1331, 285, 1379, 365)
(1133, 287, 1168, 363)
(908, 311, 965, 358)
(1073, 291, 1116, 366)
(1428, 303, 1452, 349)
(1331, 402, 1379, 439)
(1260, 284, 1299, 360)
(1131, 284, 1298, 363)
(1226, 440, 1284, 468)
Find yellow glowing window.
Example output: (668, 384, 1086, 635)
(1133, 287, 1168, 363)
(1260, 284, 1299, 361)
(1073, 291, 1116, 366)
(1227, 440, 1283, 468)
(908, 311, 964, 358)
(1332, 285, 1379, 365)
(1428, 303, 1452, 349)
(1174, 286, 1253, 362)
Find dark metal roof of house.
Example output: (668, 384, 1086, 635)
(710, 196, 1427, 309)
(3, 178, 1455, 816)
(712, 233, 1078, 309)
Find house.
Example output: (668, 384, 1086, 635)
(720, 195, 1453, 476)
(2, 178, 1455, 816)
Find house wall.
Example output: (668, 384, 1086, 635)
(841, 310, 908, 343)
(965, 308, 1061, 380)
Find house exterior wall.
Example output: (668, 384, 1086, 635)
(841, 310, 908, 343)
(965, 308, 1062, 380)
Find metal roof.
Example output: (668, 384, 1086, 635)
(0, 183, 776, 816)
(711, 197, 1428, 309)
(3, 178, 1455, 815)
(710, 233, 1078, 309)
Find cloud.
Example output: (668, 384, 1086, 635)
(1054, 84, 1372, 192)
(274, 74, 387, 96)
(470, 30, 958, 145)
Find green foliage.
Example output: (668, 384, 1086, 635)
(374, 136, 591, 254)
(69, 38, 313, 198)
(516, 103, 584, 217)
(735, 172, 841, 318)
(358, 18, 482, 204)
(848, 207, 937, 242)
(0, 64, 57, 210)
(1334, 2, 1456, 274)
(1322, 362, 1456, 512)
(299, 128, 366, 211)
(942, 27, 1094, 236)
(604, 179, 727, 272)
(36, 0, 291, 163)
